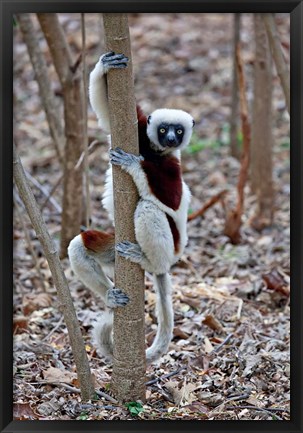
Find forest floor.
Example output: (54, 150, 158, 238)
(13, 13, 290, 421)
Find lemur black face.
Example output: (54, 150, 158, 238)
(157, 123, 185, 148)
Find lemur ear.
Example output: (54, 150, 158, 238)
(147, 115, 151, 124)
(192, 119, 195, 127)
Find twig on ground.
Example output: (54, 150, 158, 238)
(226, 404, 284, 420)
(146, 367, 185, 386)
(210, 333, 233, 355)
(30, 380, 118, 404)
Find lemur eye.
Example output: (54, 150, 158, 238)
(177, 129, 183, 135)
(160, 128, 166, 134)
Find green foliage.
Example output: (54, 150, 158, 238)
(78, 411, 89, 420)
(186, 124, 243, 155)
(125, 401, 144, 417)
(186, 133, 221, 154)
(13, 15, 17, 27)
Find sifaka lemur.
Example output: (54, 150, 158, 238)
(68, 51, 194, 364)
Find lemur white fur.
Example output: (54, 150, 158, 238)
(68, 52, 194, 364)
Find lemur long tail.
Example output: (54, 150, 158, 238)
(92, 273, 173, 364)
(146, 273, 174, 363)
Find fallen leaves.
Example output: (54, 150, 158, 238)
(22, 292, 53, 316)
(42, 366, 77, 385)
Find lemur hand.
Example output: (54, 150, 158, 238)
(110, 147, 143, 168)
(105, 287, 129, 308)
(99, 51, 129, 74)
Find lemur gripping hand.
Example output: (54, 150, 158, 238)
(106, 287, 129, 308)
(100, 51, 129, 73)
(116, 241, 144, 263)
(110, 147, 143, 168)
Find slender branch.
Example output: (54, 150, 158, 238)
(38, 13, 85, 258)
(224, 43, 251, 244)
(13, 191, 47, 292)
(25, 169, 62, 213)
(230, 13, 241, 159)
(17, 13, 64, 164)
(263, 13, 290, 114)
(13, 142, 95, 401)
(37, 14, 73, 86)
(188, 190, 228, 222)
(40, 174, 63, 212)
(81, 13, 91, 228)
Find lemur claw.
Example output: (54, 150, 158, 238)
(116, 241, 143, 262)
(106, 287, 129, 308)
(110, 148, 143, 167)
(101, 51, 129, 72)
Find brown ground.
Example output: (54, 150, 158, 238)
(13, 13, 290, 420)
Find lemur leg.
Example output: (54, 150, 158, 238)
(89, 52, 129, 134)
(68, 231, 129, 308)
(116, 200, 175, 275)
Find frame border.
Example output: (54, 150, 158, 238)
(1, 1, 301, 432)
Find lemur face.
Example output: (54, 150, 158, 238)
(157, 123, 185, 148)
(147, 109, 195, 153)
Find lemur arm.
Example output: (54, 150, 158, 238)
(89, 52, 128, 134)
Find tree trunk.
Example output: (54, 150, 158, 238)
(263, 13, 290, 114)
(230, 13, 241, 160)
(37, 13, 85, 258)
(250, 14, 274, 230)
(103, 14, 146, 402)
(13, 142, 95, 401)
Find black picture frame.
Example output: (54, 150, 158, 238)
(1, 1, 301, 432)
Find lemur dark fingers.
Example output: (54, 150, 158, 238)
(106, 287, 129, 308)
(101, 51, 129, 71)
(116, 241, 144, 262)
(109, 147, 143, 167)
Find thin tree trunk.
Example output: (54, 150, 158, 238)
(37, 13, 85, 258)
(263, 13, 290, 114)
(13, 142, 95, 401)
(230, 13, 241, 159)
(17, 13, 64, 164)
(224, 43, 251, 244)
(250, 14, 274, 230)
(103, 13, 146, 402)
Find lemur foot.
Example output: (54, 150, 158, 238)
(110, 147, 143, 168)
(116, 241, 144, 263)
(100, 51, 129, 73)
(106, 287, 129, 308)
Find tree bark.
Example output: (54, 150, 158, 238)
(37, 13, 85, 258)
(17, 13, 64, 164)
(103, 13, 146, 402)
(263, 13, 290, 114)
(250, 14, 274, 230)
(230, 13, 241, 160)
(13, 142, 95, 401)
